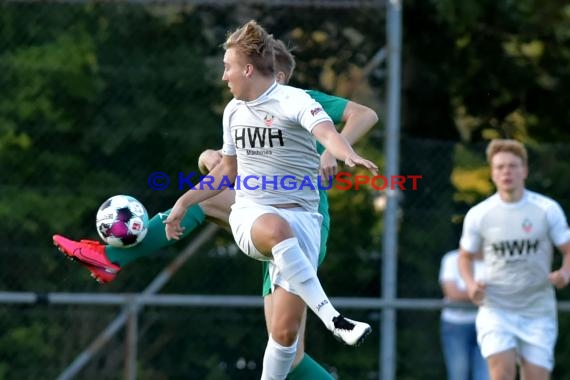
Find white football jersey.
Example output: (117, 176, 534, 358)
(460, 190, 570, 315)
(222, 82, 332, 212)
(439, 249, 484, 323)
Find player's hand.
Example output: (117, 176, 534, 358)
(345, 153, 378, 176)
(164, 203, 187, 240)
(549, 269, 570, 289)
(466, 281, 486, 305)
(319, 151, 338, 184)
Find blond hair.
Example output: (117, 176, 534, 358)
(223, 20, 274, 77)
(486, 139, 528, 166)
(273, 39, 296, 83)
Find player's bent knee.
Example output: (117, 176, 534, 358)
(251, 214, 294, 252)
(271, 325, 300, 347)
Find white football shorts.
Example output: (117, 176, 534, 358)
(229, 201, 322, 295)
(476, 306, 557, 371)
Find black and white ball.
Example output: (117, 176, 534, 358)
(96, 195, 149, 248)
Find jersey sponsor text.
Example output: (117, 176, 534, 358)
(234, 127, 284, 149)
(491, 238, 539, 259)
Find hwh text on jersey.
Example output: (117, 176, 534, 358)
(234, 127, 284, 149)
(492, 239, 540, 258)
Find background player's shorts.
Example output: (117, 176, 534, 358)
(229, 201, 322, 295)
(476, 306, 557, 371)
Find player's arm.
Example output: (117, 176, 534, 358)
(165, 154, 237, 240)
(545, 201, 570, 288)
(549, 241, 570, 289)
(320, 102, 378, 178)
(439, 253, 470, 301)
(458, 249, 485, 305)
(336, 101, 378, 145)
(441, 280, 470, 302)
(312, 121, 378, 175)
(457, 249, 475, 288)
(458, 208, 485, 304)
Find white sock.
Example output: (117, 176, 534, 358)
(271, 237, 338, 330)
(261, 334, 298, 380)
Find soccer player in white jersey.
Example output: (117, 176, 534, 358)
(198, 39, 378, 380)
(53, 30, 377, 379)
(458, 139, 570, 380)
(164, 20, 375, 379)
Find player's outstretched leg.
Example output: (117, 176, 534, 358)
(271, 237, 372, 347)
(53, 205, 205, 283)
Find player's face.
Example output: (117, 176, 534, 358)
(222, 48, 248, 100)
(490, 151, 527, 194)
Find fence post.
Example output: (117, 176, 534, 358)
(124, 298, 138, 380)
(381, 0, 403, 379)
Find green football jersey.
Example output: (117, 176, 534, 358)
(306, 89, 348, 231)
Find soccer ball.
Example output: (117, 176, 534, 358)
(96, 195, 149, 248)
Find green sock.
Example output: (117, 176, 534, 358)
(288, 354, 334, 380)
(105, 204, 205, 267)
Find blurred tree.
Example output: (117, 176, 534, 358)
(0, 4, 223, 286)
(405, 0, 570, 143)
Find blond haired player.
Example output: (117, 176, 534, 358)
(165, 20, 375, 379)
(458, 139, 570, 380)
(53, 23, 377, 380)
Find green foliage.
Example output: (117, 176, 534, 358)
(404, 0, 570, 142)
(1, 4, 223, 240)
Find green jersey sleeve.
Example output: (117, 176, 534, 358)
(306, 89, 348, 125)
(306, 90, 349, 155)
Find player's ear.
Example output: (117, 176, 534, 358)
(244, 64, 253, 77)
(276, 71, 286, 84)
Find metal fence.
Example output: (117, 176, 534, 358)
(3, 139, 570, 379)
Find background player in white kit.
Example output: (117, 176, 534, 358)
(458, 139, 570, 380)
(164, 20, 376, 380)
